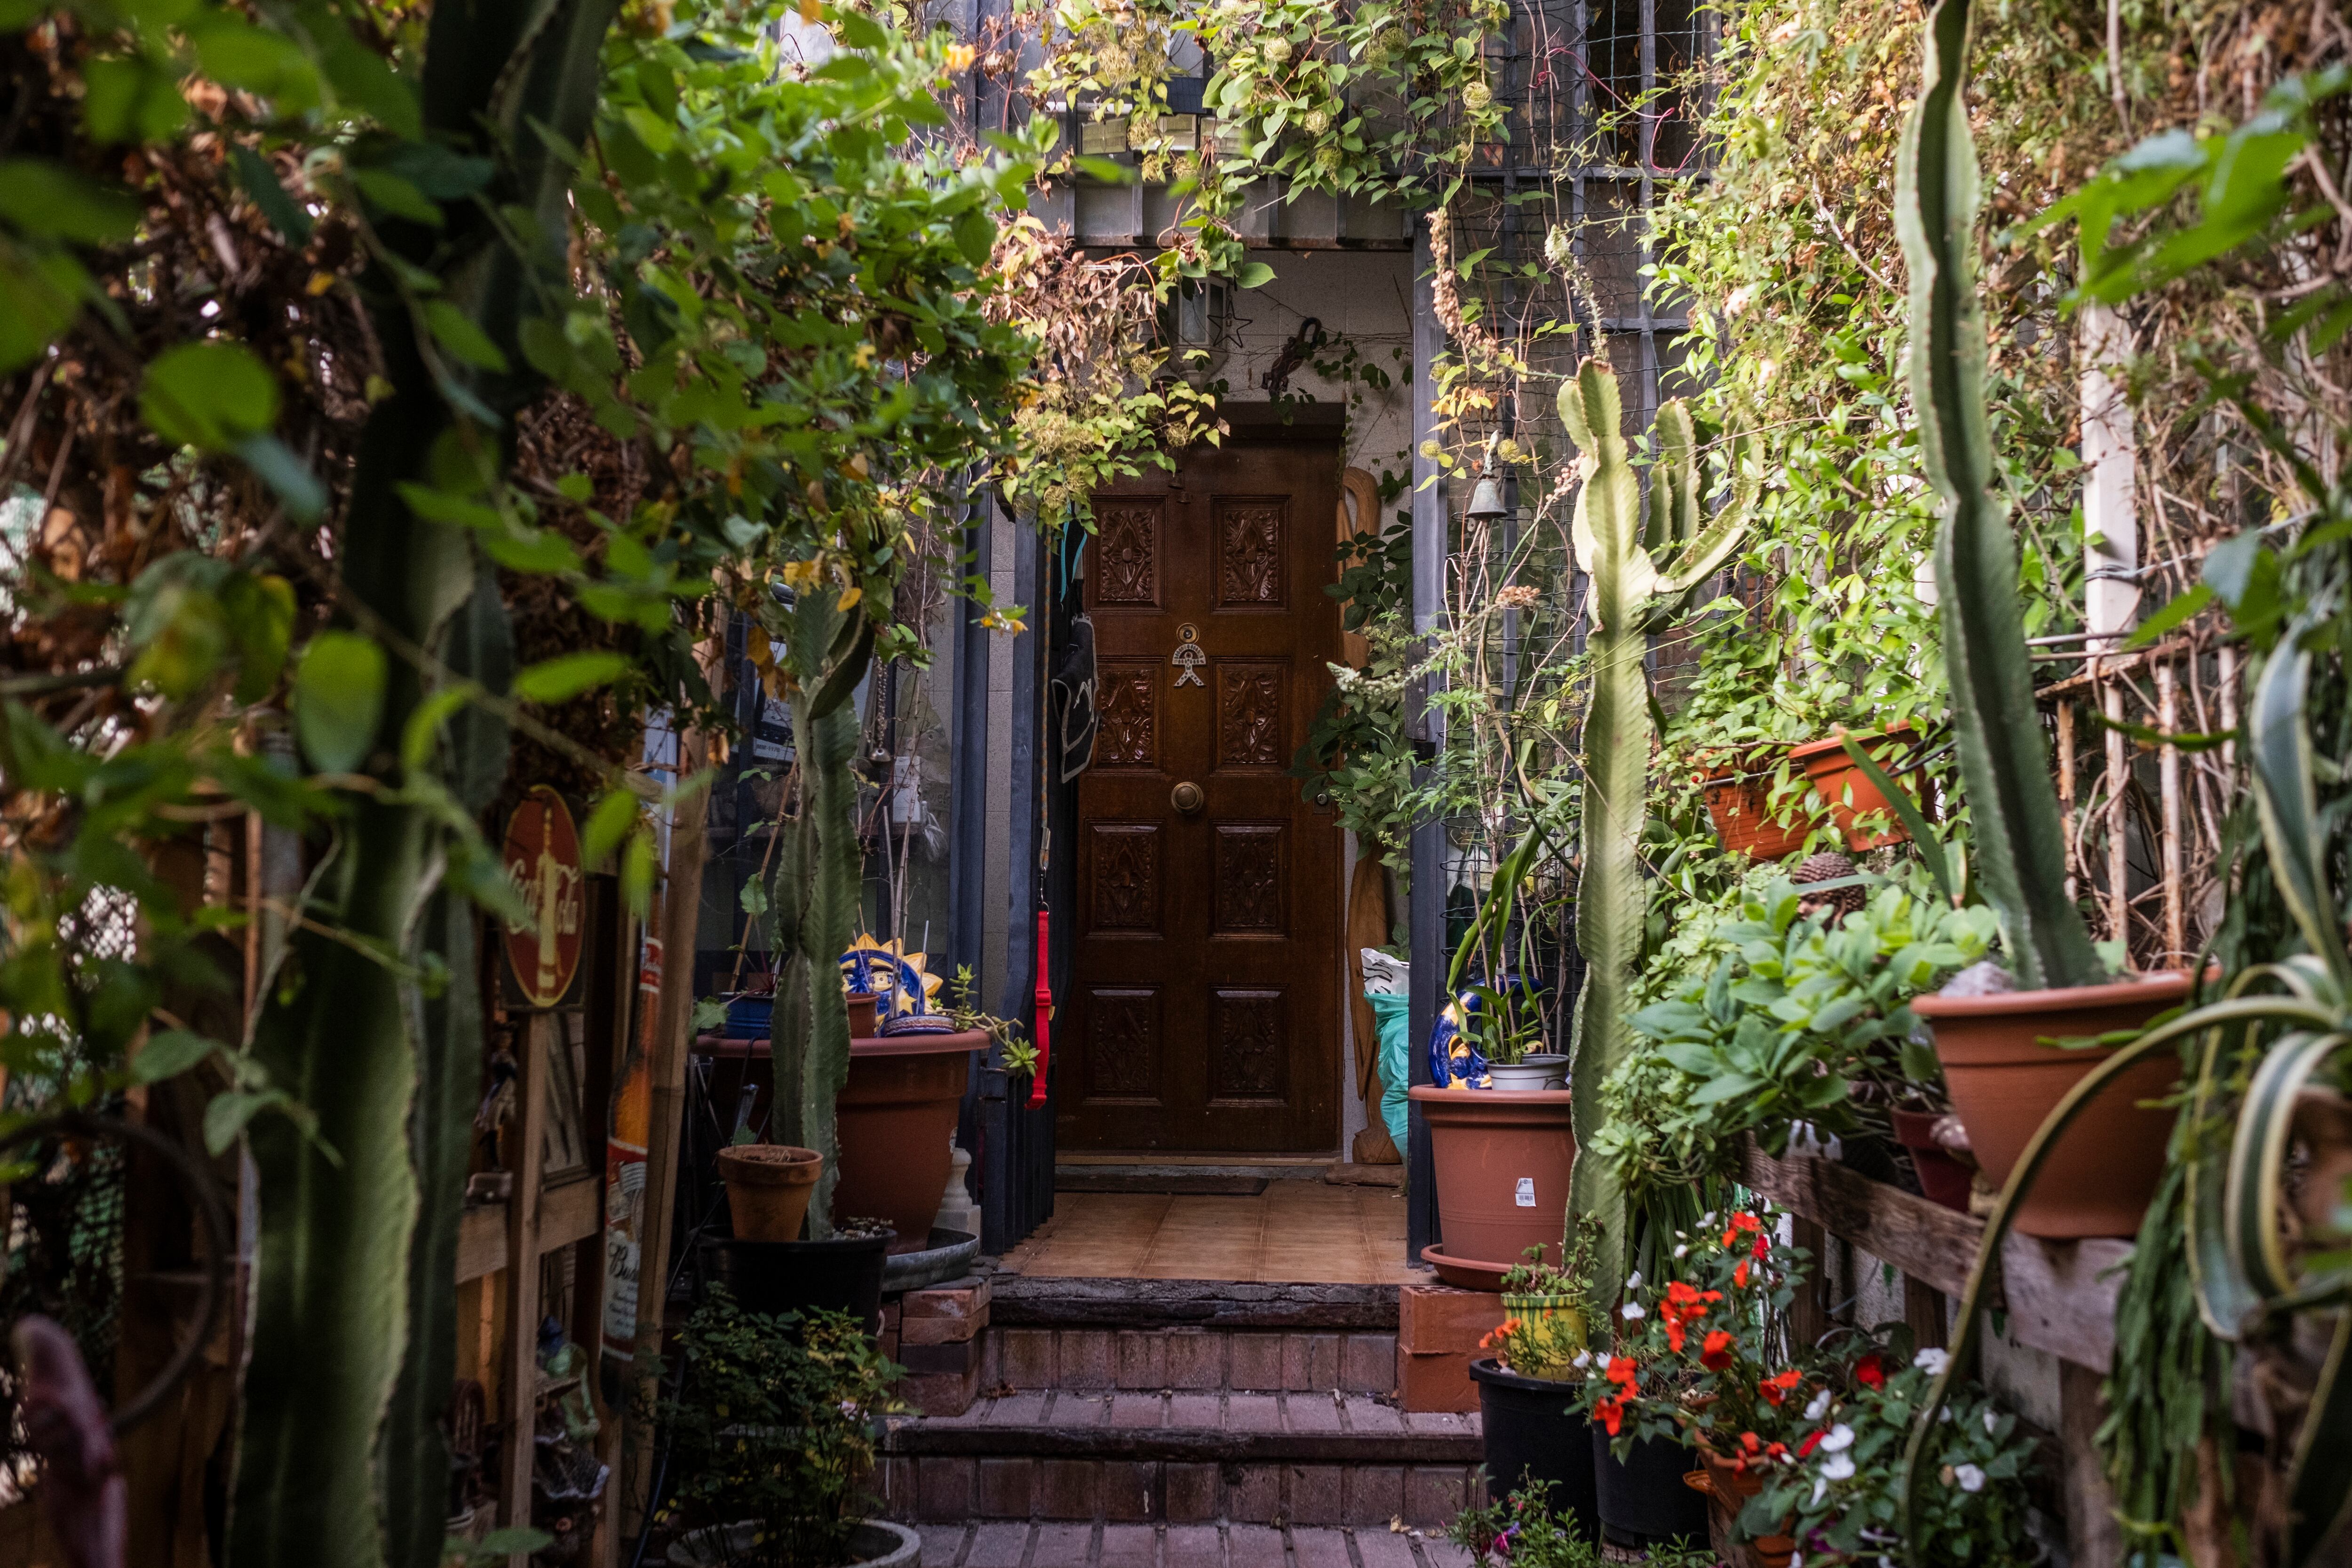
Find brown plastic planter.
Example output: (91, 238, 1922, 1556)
(1409, 1084, 1576, 1268)
(1789, 726, 1916, 852)
(1915, 971, 2193, 1238)
(1690, 1450, 1796, 1568)
(835, 1030, 987, 1255)
(715, 1143, 822, 1242)
(1699, 769, 1809, 862)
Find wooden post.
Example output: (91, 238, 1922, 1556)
(1788, 1215, 1830, 1353)
(1903, 1274, 1948, 1353)
(502, 1011, 554, 1561)
(619, 724, 713, 1539)
(2157, 659, 2186, 963)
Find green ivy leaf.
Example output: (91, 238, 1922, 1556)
(422, 301, 510, 373)
(293, 631, 389, 774)
(82, 54, 190, 144)
(1235, 261, 1276, 289)
(229, 145, 314, 244)
(0, 159, 139, 244)
(134, 1029, 222, 1084)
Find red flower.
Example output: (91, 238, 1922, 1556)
(1605, 1356, 1639, 1388)
(1700, 1330, 1736, 1371)
(1596, 1397, 1625, 1436)
(1854, 1353, 1885, 1391)
(1752, 1233, 1771, 1260)
(1765, 1442, 1788, 1460)
(1797, 1429, 1824, 1457)
(1722, 1212, 1764, 1246)
(1758, 1369, 1804, 1407)
(1734, 1260, 1751, 1289)
(1664, 1318, 1687, 1354)
(1740, 1431, 1762, 1454)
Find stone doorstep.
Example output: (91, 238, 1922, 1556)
(990, 1276, 1400, 1333)
(882, 1391, 1481, 1466)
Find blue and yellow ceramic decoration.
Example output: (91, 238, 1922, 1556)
(1425, 990, 1492, 1090)
(839, 935, 942, 1017)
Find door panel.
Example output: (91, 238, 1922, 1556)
(1061, 428, 1343, 1154)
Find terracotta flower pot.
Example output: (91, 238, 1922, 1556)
(1690, 1450, 1796, 1568)
(1887, 1107, 1973, 1214)
(1409, 1084, 1575, 1268)
(1915, 971, 2193, 1238)
(834, 1030, 987, 1254)
(716, 1143, 822, 1243)
(1700, 769, 1810, 862)
(847, 991, 881, 1040)
(1788, 726, 1917, 852)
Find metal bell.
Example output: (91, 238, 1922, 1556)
(1465, 470, 1510, 521)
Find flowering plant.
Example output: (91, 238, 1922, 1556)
(1749, 1330, 2037, 1566)
(1581, 1202, 1818, 1461)
(1479, 1224, 1602, 1380)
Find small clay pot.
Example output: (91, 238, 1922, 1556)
(1488, 1054, 1569, 1092)
(1789, 725, 1917, 852)
(716, 1143, 822, 1243)
(1888, 1107, 1973, 1213)
(1700, 768, 1809, 861)
(1916, 971, 2194, 1238)
(847, 991, 881, 1040)
(1690, 1450, 1796, 1568)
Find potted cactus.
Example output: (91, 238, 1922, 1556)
(1561, 364, 1755, 1310)
(1893, 0, 2189, 1240)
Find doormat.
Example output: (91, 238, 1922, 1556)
(1055, 1173, 1272, 1196)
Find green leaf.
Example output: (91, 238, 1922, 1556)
(580, 787, 638, 871)
(400, 682, 480, 770)
(293, 631, 389, 774)
(1235, 261, 1276, 288)
(512, 651, 628, 703)
(349, 166, 442, 226)
(230, 146, 314, 244)
(82, 54, 190, 144)
(0, 159, 139, 243)
(143, 341, 279, 451)
(234, 433, 328, 522)
(621, 826, 655, 916)
(134, 1028, 222, 1084)
(2125, 582, 2214, 646)
(203, 1088, 278, 1154)
(422, 301, 510, 373)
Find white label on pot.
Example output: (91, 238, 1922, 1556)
(1515, 1177, 1536, 1207)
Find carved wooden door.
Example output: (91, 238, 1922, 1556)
(1061, 421, 1343, 1154)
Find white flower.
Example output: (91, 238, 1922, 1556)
(1811, 1477, 1829, 1507)
(1625, 1271, 1643, 1290)
(1983, 1409, 1999, 1435)
(1939, 1407, 1954, 1423)
(1819, 1423, 1855, 1454)
(1701, 1210, 1718, 1226)
(1953, 1463, 1986, 1494)
(1914, 1348, 1950, 1375)
(1820, 1453, 1856, 1482)
(1804, 1389, 1832, 1422)
(1572, 1350, 1593, 1370)
(1673, 1244, 1689, 1259)
(1621, 1301, 1646, 1321)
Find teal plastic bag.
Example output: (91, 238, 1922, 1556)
(1365, 991, 1412, 1154)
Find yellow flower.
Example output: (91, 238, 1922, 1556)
(946, 42, 977, 71)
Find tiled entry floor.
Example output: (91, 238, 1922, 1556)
(914, 1522, 1475, 1567)
(1006, 1185, 1416, 1285)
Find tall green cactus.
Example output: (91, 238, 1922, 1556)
(769, 586, 876, 1238)
(1896, 0, 2103, 989)
(1563, 358, 1754, 1304)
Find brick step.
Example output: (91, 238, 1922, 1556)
(986, 1323, 1400, 1397)
(879, 1390, 1484, 1527)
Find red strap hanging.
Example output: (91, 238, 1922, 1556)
(1027, 908, 1052, 1108)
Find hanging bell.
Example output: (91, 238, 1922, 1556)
(1465, 469, 1510, 522)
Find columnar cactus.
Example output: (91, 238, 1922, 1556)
(1896, 0, 2103, 989)
(1562, 358, 1754, 1305)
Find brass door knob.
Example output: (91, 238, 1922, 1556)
(1171, 781, 1205, 815)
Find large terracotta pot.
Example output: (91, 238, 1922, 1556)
(1691, 1450, 1796, 1568)
(835, 1031, 986, 1255)
(1915, 971, 2193, 1238)
(716, 1143, 821, 1242)
(1409, 1084, 1575, 1267)
(1788, 725, 1916, 852)
(1699, 769, 1809, 862)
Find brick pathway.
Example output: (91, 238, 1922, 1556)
(915, 1522, 1479, 1567)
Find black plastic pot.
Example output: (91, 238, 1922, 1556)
(1469, 1358, 1598, 1541)
(1591, 1426, 1708, 1549)
(705, 1230, 895, 1335)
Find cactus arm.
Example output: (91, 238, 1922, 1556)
(1897, 0, 2103, 988)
